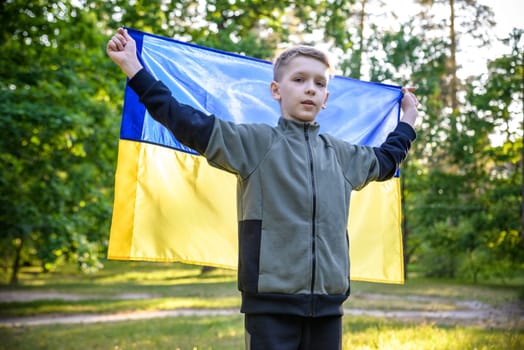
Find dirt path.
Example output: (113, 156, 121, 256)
(0, 308, 238, 327)
(1, 291, 522, 328)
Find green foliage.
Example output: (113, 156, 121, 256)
(406, 28, 523, 281)
(0, 1, 120, 282)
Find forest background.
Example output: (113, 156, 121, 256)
(0, 0, 522, 286)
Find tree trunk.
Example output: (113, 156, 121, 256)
(521, 53, 524, 248)
(9, 237, 23, 285)
(449, 0, 459, 113)
(354, 0, 367, 79)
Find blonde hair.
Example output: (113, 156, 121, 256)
(273, 45, 332, 81)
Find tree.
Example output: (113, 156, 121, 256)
(0, 1, 120, 283)
(409, 28, 523, 280)
(365, 1, 521, 281)
(462, 28, 523, 279)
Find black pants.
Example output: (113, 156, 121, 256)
(244, 314, 342, 350)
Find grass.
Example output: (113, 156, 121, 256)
(0, 315, 244, 350)
(0, 315, 522, 350)
(343, 317, 523, 350)
(0, 260, 523, 349)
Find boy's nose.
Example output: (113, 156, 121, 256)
(305, 82, 316, 95)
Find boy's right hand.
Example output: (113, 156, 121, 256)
(106, 28, 143, 78)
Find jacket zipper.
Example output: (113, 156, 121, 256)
(304, 124, 317, 316)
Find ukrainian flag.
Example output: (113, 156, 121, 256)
(108, 28, 405, 284)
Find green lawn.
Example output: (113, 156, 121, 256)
(1, 315, 522, 350)
(0, 260, 523, 349)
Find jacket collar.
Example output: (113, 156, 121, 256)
(277, 117, 320, 137)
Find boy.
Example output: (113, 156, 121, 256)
(107, 28, 418, 350)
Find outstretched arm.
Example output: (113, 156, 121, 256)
(106, 28, 214, 154)
(106, 28, 143, 79)
(373, 87, 419, 181)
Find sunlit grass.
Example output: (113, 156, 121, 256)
(1, 260, 238, 298)
(1, 261, 523, 349)
(0, 315, 245, 350)
(0, 297, 241, 317)
(0, 315, 522, 350)
(343, 317, 523, 350)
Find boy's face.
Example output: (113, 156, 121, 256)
(270, 56, 330, 123)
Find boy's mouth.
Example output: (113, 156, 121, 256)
(301, 100, 316, 106)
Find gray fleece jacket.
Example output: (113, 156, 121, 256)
(128, 68, 416, 317)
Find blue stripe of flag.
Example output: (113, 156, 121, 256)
(120, 28, 402, 156)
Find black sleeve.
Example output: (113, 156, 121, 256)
(373, 122, 416, 181)
(127, 68, 215, 154)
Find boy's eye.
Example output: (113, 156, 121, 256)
(316, 81, 326, 87)
(293, 77, 303, 82)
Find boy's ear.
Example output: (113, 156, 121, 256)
(321, 91, 330, 109)
(270, 81, 281, 101)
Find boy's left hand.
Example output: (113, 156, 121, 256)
(401, 87, 419, 111)
(400, 87, 419, 127)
